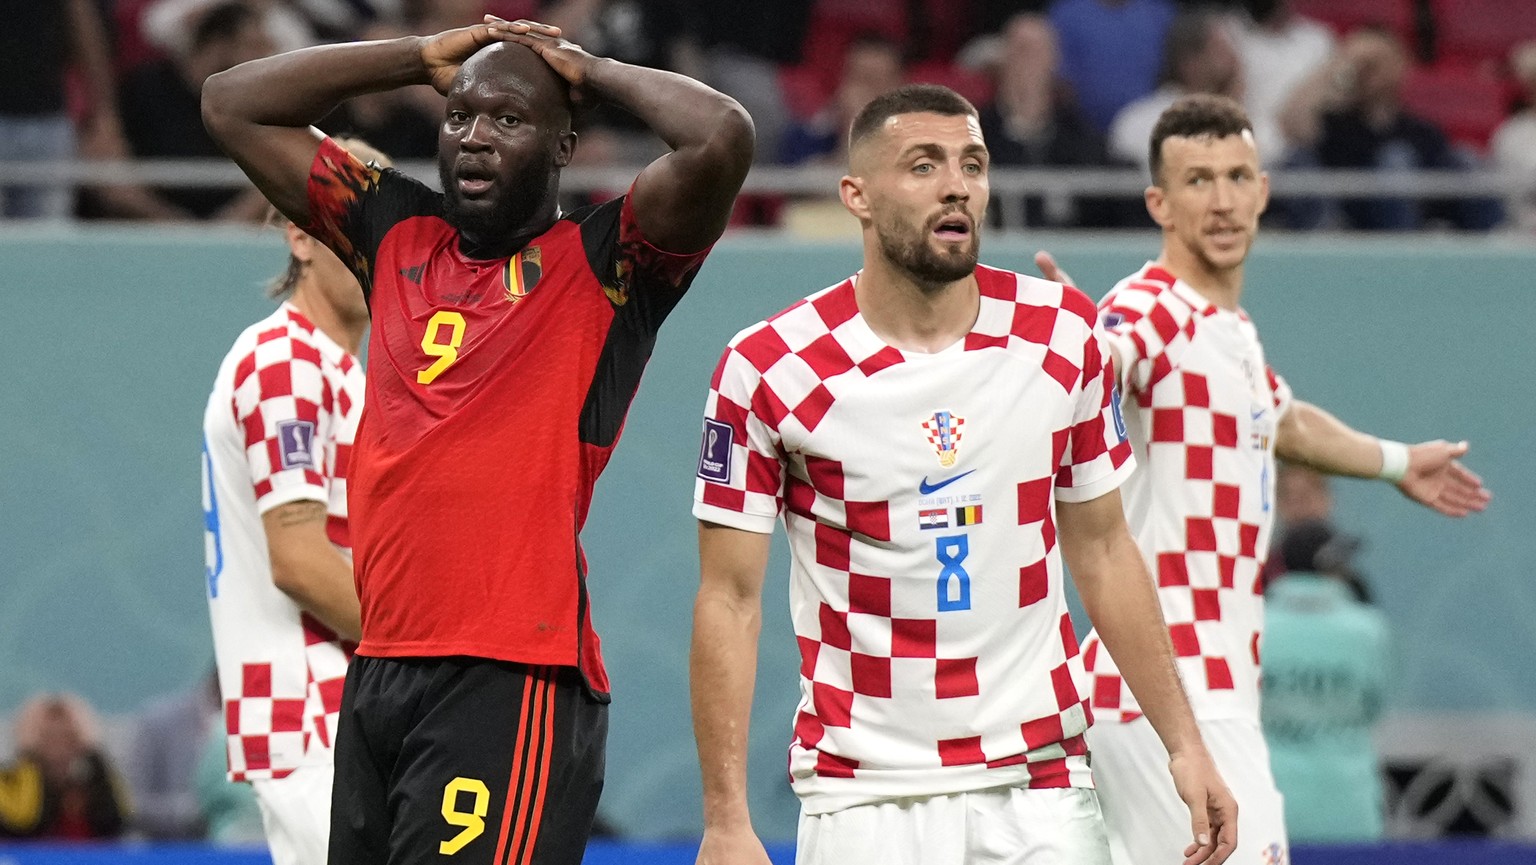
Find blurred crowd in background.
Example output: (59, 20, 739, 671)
(4, 0, 1536, 230)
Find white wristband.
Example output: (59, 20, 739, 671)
(1377, 439, 1410, 483)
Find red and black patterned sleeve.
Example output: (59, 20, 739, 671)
(302, 137, 441, 298)
(574, 187, 714, 333)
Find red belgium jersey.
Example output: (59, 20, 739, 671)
(303, 138, 708, 695)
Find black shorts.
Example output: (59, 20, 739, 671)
(329, 656, 608, 865)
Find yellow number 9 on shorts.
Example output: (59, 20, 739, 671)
(439, 776, 490, 855)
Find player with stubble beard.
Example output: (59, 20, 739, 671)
(202, 16, 753, 865)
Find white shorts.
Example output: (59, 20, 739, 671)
(796, 786, 1110, 865)
(1088, 717, 1289, 865)
(250, 763, 334, 865)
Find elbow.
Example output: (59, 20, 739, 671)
(708, 99, 757, 178)
(200, 70, 238, 145)
(268, 554, 306, 601)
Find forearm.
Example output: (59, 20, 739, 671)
(265, 503, 362, 640)
(583, 58, 750, 155)
(690, 587, 761, 831)
(204, 38, 431, 130)
(1075, 528, 1202, 755)
(1275, 399, 1383, 478)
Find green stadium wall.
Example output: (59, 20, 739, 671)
(1, 226, 1532, 839)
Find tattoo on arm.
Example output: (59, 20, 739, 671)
(271, 500, 328, 528)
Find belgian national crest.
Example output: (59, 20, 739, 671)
(922, 410, 966, 467)
(504, 246, 542, 303)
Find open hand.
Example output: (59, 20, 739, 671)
(1169, 748, 1237, 865)
(420, 19, 562, 95)
(1398, 440, 1491, 517)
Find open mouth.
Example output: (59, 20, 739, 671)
(933, 214, 972, 243)
(455, 163, 496, 197)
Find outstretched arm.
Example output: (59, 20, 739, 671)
(202, 21, 555, 225)
(691, 521, 774, 865)
(493, 20, 755, 253)
(1275, 399, 1490, 517)
(1059, 491, 1237, 865)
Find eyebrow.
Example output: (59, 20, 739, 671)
(897, 142, 990, 162)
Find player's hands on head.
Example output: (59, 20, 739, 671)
(1169, 747, 1237, 865)
(1398, 440, 1492, 518)
(695, 825, 774, 865)
(485, 15, 599, 105)
(1034, 250, 1076, 289)
(419, 19, 563, 95)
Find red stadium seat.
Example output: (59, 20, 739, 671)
(779, 64, 833, 121)
(906, 62, 995, 109)
(1432, 0, 1536, 67)
(1401, 65, 1509, 151)
(801, 0, 908, 86)
(1289, 0, 1414, 43)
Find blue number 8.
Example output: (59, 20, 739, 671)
(935, 535, 971, 612)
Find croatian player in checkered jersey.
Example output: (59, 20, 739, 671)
(1035, 94, 1491, 865)
(691, 84, 1237, 865)
(201, 138, 388, 865)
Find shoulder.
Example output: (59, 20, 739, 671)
(1101, 266, 1186, 317)
(722, 278, 856, 371)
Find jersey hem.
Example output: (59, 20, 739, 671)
(794, 758, 1094, 815)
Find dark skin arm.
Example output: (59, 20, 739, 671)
(201, 21, 559, 227)
(491, 18, 755, 253)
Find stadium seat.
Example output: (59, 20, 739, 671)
(1289, 0, 1414, 43)
(778, 64, 832, 121)
(1431, 0, 1536, 67)
(800, 0, 908, 88)
(906, 62, 995, 109)
(1400, 65, 1509, 151)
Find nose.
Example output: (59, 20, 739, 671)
(1210, 176, 1236, 212)
(939, 161, 971, 203)
(459, 115, 493, 152)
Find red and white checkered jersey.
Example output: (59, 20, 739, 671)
(693, 266, 1135, 814)
(201, 303, 362, 781)
(1081, 264, 1292, 726)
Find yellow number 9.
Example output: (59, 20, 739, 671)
(439, 776, 489, 855)
(418, 310, 467, 385)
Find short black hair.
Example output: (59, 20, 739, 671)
(1148, 93, 1253, 183)
(848, 84, 978, 155)
(192, 1, 261, 52)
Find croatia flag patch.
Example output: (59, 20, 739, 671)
(919, 508, 950, 530)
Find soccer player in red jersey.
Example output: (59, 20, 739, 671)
(202, 17, 753, 865)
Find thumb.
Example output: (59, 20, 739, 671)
(1034, 250, 1059, 280)
(1451, 440, 1469, 457)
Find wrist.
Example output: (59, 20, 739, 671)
(1377, 438, 1410, 483)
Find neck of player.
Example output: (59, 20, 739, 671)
(855, 249, 980, 354)
(1158, 247, 1244, 311)
(290, 283, 367, 356)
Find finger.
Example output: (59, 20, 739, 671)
(1212, 810, 1238, 864)
(486, 16, 562, 36)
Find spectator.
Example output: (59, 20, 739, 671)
(1280, 27, 1501, 230)
(1262, 461, 1336, 589)
(122, 670, 221, 840)
(972, 14, 1128, 227)
(1109, 8, 1244, 170)
(97, 0, 279, 221)
(1262, 520, 1390, 842)
(0, 693, 128, 840)
(1491, 41, 1536, 231)
(1050, 0, 1177, 132)
(781, 33, 904, 165)
(334, 21, 442, 160)
(192, 722, 263, 845)
(1234, 0, 1334, 164)
(0, 0, 121, 220)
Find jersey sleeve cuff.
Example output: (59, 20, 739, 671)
(692, 502, 777, 534)
(1053, 455, 1137, 504)
(256, 484, 329, 516)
